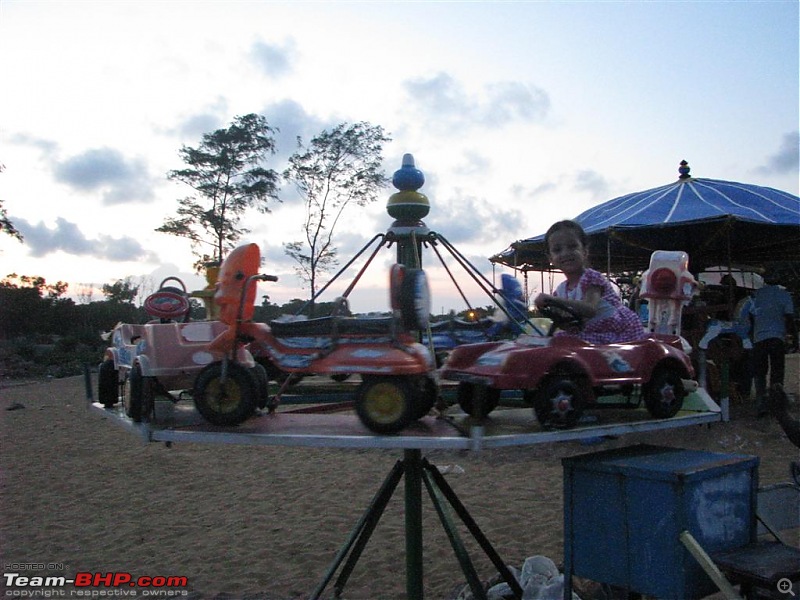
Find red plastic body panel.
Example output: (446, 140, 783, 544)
(441, 333, 693, 391)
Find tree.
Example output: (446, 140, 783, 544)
(283, 122, 390, 312)
(0, 274, 69, 338)
(0, 163, 23, 242)
(157, 113, 280, 270)
(101, 277, 139, 304)
(1, 273, 67, 298)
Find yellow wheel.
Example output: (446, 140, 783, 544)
(355, 377, 417, 434)
(193, 362, 256, 426)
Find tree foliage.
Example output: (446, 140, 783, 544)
(156, 113, 280, 270)
(0, 163, 23, 242)
(1, 273, 68, 298)
(283, 122, 390, 309)
(101, 277, 139, 304)
(0, 274, 71, 339)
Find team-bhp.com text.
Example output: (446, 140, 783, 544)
(4, 572, 188, 597)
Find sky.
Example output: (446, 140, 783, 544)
(1, 0, 798, 316)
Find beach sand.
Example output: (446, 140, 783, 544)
(2, 355, 798, 599)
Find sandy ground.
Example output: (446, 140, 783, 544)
(1, 356, 799, 599)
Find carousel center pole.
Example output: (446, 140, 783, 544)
(387, 153, 431, 599)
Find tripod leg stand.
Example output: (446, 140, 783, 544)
(310, 449, 522, 600)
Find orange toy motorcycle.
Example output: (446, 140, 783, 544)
(194, 244, 437, 433)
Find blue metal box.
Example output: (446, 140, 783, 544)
(562, 444, 759, 599)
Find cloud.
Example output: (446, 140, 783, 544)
(511, 181, 558, 201)
(261, 99, 332, 165)
(435, 190, 527, 246)
(755, 131, 800, 175)
(53, 148, 155, 205)
(454, 150, 492, 176)
(15, 216, 158, 262)
(403, 73, 550, 132)
(8, 132, 59, 157)
(158, 98, 229, 140)
(250, 39, 297, 78)
(174, 113, 226, 140)
(572, 169, 610, 199)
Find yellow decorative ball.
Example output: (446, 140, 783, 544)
(387, 190, 430, 220)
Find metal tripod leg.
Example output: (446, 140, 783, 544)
(422, 466, 487, 599)
(312, 451, 520, 600)
(309, 459, 404, 600)
(405, 449, 424, 599)
(422, 458, 523, 600)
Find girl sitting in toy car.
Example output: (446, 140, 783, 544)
(534, 219, 646, 344)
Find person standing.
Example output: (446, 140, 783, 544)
(742, 271, 798, 417)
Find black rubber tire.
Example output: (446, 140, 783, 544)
(355, 376, 417, 434)
(412, 377, 438, 420)
(330, 373, 351, 382)
(250, 363, 269, 410)
(457, 382, 500, 418)
(644, 366, 685, 419)
(98, 359, 119, 407)
(126, 364, 154, 422)
(193, 362, 257, 426)
(533, 376, 585, 429)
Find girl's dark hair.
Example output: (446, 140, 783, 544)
(544, 219, 589, 250)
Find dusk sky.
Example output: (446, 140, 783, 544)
(1, 1, 797, 314)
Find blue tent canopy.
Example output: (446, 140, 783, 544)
(491, 161, 800, 274)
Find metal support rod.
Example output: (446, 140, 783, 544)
(433, 233, 543, 334)
(83, 363, 93, 402)
(334, 460, 406, 596)
(338, 235, 392, 300)
(297, 233, 386, 316)
(422, 458, 523, 599)
(404, 449, 424, 599)
(310, 459, 405, 600)
(429, 241, 476, 312)
(422, 467, 487, 600)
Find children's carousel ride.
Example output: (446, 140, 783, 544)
(99, 154, 534, 433)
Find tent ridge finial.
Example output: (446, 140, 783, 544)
(678, 160, 692, 180)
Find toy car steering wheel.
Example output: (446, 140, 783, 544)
(144, 290, 191, 321)
(144, 277, 191, 321)
(539, 303, 584, 336)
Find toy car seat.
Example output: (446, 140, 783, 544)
(639, 251, 698, 335)
(143, 277, 191, 323)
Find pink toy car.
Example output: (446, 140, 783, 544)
(441, 303, 696, 428)
(97, 268, 266, 425)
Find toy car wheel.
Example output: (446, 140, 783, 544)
(457, 382, 500, 418)
(534, 376, 585, 429)
(249, 363, 269, 410)
(413, 376, 438, 420)
(127, 363, 155, 422)
(193, 362, 257, 426)
(355, 376, 417, 434)
(98, 359, 119, 408)
(644, 366, 685, 419)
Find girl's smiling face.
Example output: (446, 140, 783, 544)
(547, 228, 588, 277)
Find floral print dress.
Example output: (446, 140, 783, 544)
(554, 268, 646, 344)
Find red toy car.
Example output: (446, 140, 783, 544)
(440, 302, 697, 429)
